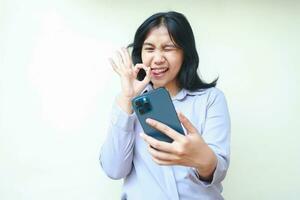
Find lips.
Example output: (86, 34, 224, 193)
(151, 67, 169, 76)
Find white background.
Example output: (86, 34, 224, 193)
(1, 0, 299, 199)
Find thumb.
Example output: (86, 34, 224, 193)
(142, 65, 151, 84)
(178, 112, 198, 135)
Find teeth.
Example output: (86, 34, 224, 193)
(152, 68, 167, 73)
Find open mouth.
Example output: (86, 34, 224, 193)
(151, 68, 169, 77)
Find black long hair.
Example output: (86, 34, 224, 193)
(128, 11, 218, 91)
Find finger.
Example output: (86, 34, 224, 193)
(115, 50, 124, 68)
(146, 118, 185, 142)
(178, 112, 198, 134)
(148, 145, 179, 162)
(118, 48, 127, 66)
(140, 133, 174, 153)
(133, 64, 149, 71)
(108, 58, 121, 75)
(121, 47, 131, 65)
(133, 64, 151, 83)
(142, 65, 151, 83)
(151, 156, 173, 166)
(133, 64, 145, 75)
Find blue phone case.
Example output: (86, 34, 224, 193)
(131, 87, 184, 143)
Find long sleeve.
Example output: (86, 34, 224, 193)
(99, 102, 137, 180)
(196, 88, 231, 187)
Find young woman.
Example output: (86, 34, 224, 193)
(100, 11, 230, 200)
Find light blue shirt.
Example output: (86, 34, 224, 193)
(100, 85, 231, 200)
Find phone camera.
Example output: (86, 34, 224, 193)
(138, 108, 145, 115)
(135, 97, 151, 115)
(135, 100, 142, 107)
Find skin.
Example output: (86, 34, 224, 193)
(109, 25, 217, 181)
(141, 25, 183, 96)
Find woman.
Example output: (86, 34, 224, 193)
(100, 11, 230, 200)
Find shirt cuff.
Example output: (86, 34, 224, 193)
(110, 103, 136, 132)
(191, 155, 228, 187)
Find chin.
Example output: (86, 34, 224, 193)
(151, 81, 166, 89)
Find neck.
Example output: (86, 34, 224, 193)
(153, 82, 181, 97)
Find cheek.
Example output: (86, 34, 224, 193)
(165, 49, 183, 62)
(141, 52, 151, 65)
(168, 54, 183, 69)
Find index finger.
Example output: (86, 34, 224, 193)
(146, 118, 185, 142)
(121, 47, 131, 65)
(140, 133, 174, 153)
(178, 112, 198, 134)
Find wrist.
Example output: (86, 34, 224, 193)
(195, 159, 217, 182)
(116, 94, 134, 115)
(194, 147, 217, 181)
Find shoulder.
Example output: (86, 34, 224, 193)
(186, 87, 227, 108)
(187, 87, 225, 99)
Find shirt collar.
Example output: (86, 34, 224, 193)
(172, 88, 206, 101)
(141, 84, 154, 94)
(141, 84, 206, 101)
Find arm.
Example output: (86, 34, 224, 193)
(100, 47, 151, 179)
(99, 98, 136, 179)
(195, 89, 231, 186)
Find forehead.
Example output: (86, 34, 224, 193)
(143, 26, 174, 45)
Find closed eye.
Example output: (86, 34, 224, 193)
(164, 45, 178, 51)
(164, 47, 176, 51)
(144, 48, 154, 51)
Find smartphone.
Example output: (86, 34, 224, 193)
(131, 87, 184, 143)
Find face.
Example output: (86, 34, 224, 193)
(141, 25, 184, 92)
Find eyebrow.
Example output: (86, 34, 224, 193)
(143, 42, 177, 47)
(164, 44, 177, 47)
(143, 43, 154, 46)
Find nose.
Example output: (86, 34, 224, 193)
(153, 51, 165, 64)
